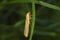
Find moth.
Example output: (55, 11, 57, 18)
(24, 11, 31, 38)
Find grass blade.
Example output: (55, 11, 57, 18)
(36, 1, 60, 11)
(29, 0, 35, 40)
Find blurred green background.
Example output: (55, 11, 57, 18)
(0, 0, 60, 40)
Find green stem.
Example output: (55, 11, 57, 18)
(29, 0, 35, 40)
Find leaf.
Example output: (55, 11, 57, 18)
(36, 1, 60, 11)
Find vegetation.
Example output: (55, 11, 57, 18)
(0, 0, 60, 40)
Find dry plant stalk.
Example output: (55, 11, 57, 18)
(24, 11, 31, 38)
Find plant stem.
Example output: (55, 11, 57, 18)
(29, 0, 35, 40)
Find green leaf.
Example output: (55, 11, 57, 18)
(14, 20, 24, 27)
(36, 1, 60, 11)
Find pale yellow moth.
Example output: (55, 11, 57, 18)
(24, 11, 31, 38)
